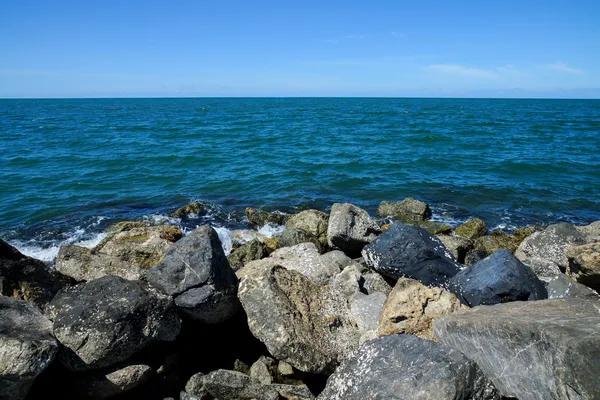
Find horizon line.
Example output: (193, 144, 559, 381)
(1, 95, 600, 100)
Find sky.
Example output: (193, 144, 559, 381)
(1, 0, 599, 98)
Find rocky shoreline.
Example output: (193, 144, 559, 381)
(1, 198, 600, 400)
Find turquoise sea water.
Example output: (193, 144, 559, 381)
(1, 98, 599, 260)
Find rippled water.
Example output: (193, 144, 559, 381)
(1, 98, 599, 259)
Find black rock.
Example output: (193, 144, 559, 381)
(48, 275, 181, 371)
(447, 249, 547, 307)
(361, 223, 461, 287)
(317, 334, 498, 400)
(145, 225, 240, 323)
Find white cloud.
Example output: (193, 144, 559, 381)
(548, 61, 584, 74)
(424, 64, 498, 78)
(391, 31, 405, 38)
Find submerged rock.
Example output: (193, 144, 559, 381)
(171, 201, 208, 218)
(376, 198, 432, 223)
(146, 225, 240, 323)
(434, 299, 600, 400)
(455, 218, 488, 240)
(566, 242, 600, 291)
(286, 209, 330, 249)
(317, 334, 498, 400)
(362, 223, 461, 287)
(447, 249, 547, 307)
(0, 296, 58, 400)
(48, 276, 180, 371)
(327, 203, 381, 257)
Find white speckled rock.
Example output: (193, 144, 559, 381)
(270, 242, 341, 285)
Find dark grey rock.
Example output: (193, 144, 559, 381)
(362, 223, 461, 287)
(546, 274, 600, 299)
(434, 299, 600, 400)
(145, 225, 239, 323)
(327, 203, 381, 257)
(0, 296, 58, 400)
(465, 249, 488, 267)
(447, 249, 547, 307)
(47, 276, 180, 371)
(184, 372, 213, 399)
(68, 363, 154, 399)
(317, 334, 498, 400)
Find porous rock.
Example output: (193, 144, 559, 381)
(567, 242, 600, 291)
(362, 223, 461, 287)
(47, 275, 180, 371)
(286, 209, 329, 249)
(270, 242, 340, 285)
(0, 296, 58, 400)
(327, 203, 381, 257)
(317, 334, 498, 400)
(227, 239, 266, 271)
(455, 218, 488, 240)
(145, 225, 239, 323)
(434, 299, 600, 400)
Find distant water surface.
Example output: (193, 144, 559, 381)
(1, 98, 599, 260)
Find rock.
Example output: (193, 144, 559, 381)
(68, 363, 154, 399)
(448, 249, 547, 307)
(474, 231, 520, 255)
(0, 239, 65, 309)
(237, 261, 361, 374)
(378, 278, 465, 340)
(319, 250, 353, 270)
(106, 221, 150, 232)
(331, 264, 364, 299)
(171, 201, 207, 218)
(515, 222, 586, 278)
(546, 274, 600, 299)
(437, 234, 473, 264)
(227, 239, 266, 271)
(277, 361, 294, 377)
(380, 223, 392, 232)
(270, 243, 340, 285)
(0, 296, 58, 400)
(184, 372, 212, 399)
(286, 209, 329, 249)
(94, 225, 182, 269)
(262, 236, 280, 254)
(414, 220, 452, 235)
(249, 356, 277, 385)
(145, 225, 239, 323)
(567, 242, 600, 291)
(464, 249, 488, 267)
(317, 334, 498, 400)
(279, 228, 322, 252)
(56, 244, 143, 281)
(203, 369, 314, 400)
(245, 207, 288, 227)
(512, 225, 544, 243)
(434, 299, 600, 400)
(575, 220, 600, 242)
(47, 276, 180, 371)
(455, 218, 488, 240)
(233, 359, 250, 375)
(376, 198, 432, 223)
(362, 223, 461, 287)
(349, 292, 387, 342)
(230, 229, 266, 244)
(327, 203, 381, 257)
(362, 271, 393, 295)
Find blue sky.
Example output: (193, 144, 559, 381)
(1, 0, 599, 98)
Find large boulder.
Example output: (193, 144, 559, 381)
(47, 276, 180, 371)
(286, 209, 329, 249)
(567, 242, 600, 291)
(455, 218, 488, 240)
(576, 220, 600, 242)
(56, 244, 140, 281)
(545, 274, 600, 300)
(245, 207, 288, 227)
(515, 222, 586, 278)
(145, 225, 239, 323)
(376, 198, 432, 223)
(269, 242, 341, 285)
(279, 228, 322, 252)
(227, 239, 266, 271)
(317, 334, 498, 400)
(237, 261, 361, 374)
(378, 278, 465, 340)
(434, 299, 600, 400)
(447, 249, 547, 307)
(0, 239, 65, 309)
(362, 223, 461, 287)
(0, 296, 58, 400)
(327, 203, 381, 257)
(436, 234, 473, 264)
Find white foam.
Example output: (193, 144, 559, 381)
(11, 231, 109, 263)
(258, 223, 285, 238)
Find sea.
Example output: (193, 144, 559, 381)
(1, 98, 599, 262)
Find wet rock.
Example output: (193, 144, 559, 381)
(414, 220, 452, 235)
(567, 242, 600, 291)
(286, 209, 329, 249)
(448, 249, 547, 307)
(146, 225, 239, 323)
(0, 296, 58, 400)
(474, 231, 520, 255)
(512, 225, 544, 243)
(171, 201, 207, 218)
(455, 218, 488, 240)
(464, 249, 488, 267)
(515, 222, 586, 278)
(434, 299, 600, 400)
(376, 198, 432, 223)
(279, 228, 322, 252)
(230, 229, 266, 245)
(327, 203, 381, 257)
(437, 234, 473, 264)
(68, 363, 154, 399)
(545, 274, 600, 299)
(378, 278, 465, 340)
(245, 207, 288, 227)
(317, 334, 498, 400)
(48, 276, 180, 371)
(362, 223, 461, 287)
(237, 261, 361, 374)
(270, 242, 340, 285)
(0, 239, 65, 309)
(227, 239, 266, 271)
